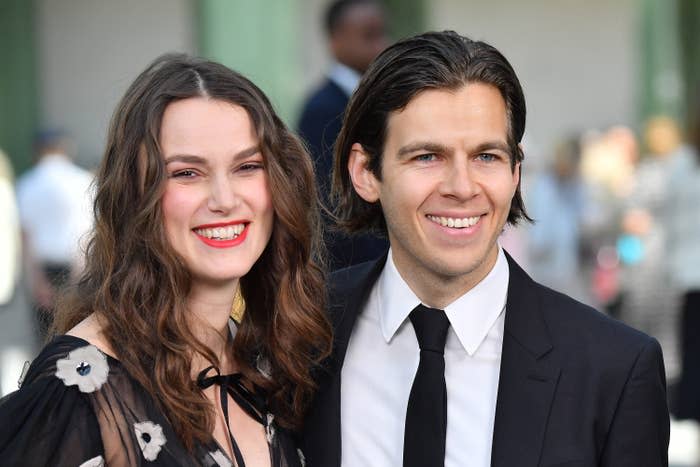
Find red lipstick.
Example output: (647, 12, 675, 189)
(192, 221, 249, 248)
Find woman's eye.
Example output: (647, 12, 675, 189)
(171, 169, 197, 178)
(239, 162, 264, 172)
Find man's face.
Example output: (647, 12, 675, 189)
(331, 2, 388, 73)
(350, 83, 519, 302)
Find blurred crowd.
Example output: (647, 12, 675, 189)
(505, 114, 700, 429)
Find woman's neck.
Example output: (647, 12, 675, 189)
(187, 280, 239, 374)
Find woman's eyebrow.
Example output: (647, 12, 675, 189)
(164, 154, 206, 165)
(164, 146, 260, 165)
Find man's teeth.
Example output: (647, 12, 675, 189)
(194, 224, 245, 240)
(427, 215, 480, 229)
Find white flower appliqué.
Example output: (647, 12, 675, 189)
(79, 455, 105, 467)
(55, 345, 109, 393)
(209, 449, 232, 467)
(134, 421, 166, 461)
(297, 448, 306, 467)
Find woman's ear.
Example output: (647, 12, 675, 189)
(347, 143, 380, 203)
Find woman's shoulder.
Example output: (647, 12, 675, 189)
(27, 335, 113, 392)
(1, 333, 117, 420)
(20, 311, 117, 392)
(0, 335, 108, 465)
(65, 312, 118, 359)
(0, 333, 187, 465)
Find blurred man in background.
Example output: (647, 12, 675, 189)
(0, 149, 21, 308)
(16, 129, 93, 344)
(298, 0, 389, 269)
(527, 137, 588, 302)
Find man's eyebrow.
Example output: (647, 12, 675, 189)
(396, 141, 451, 158)
(164, 146, 260, 165)
(473, 141, 511, 154)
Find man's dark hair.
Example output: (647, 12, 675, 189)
(332, 30, 532, 234)
(325, 0, 378, 36)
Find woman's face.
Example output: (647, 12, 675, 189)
(160, 97, 274, 290)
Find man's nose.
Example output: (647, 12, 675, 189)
(438, 160, 479, 200)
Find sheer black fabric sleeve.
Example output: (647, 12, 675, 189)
(0, 338, 105, 467)
(1, 335, 307, 467)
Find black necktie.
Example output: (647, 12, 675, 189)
(404, 304, 450, 467)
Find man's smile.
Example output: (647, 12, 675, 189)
(426, 214, 482, 229)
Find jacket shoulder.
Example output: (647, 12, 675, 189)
(534, 282, 660, 363)
(329, 260, 379, 301)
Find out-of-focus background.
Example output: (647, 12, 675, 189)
(1, 0, 699, 464)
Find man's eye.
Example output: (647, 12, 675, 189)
(415, 153, 436, 162)
(477, 153, 497, 162)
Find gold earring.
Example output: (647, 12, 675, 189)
(230, 285, 246, 323)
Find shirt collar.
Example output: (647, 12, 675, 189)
(327, 61, 361, 97)
(378, 249, 422, 343)
(378, 246, 510, 356)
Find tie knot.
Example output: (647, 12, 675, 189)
(409, 304, 450, 353)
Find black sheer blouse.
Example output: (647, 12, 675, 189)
(0, 335, 304, 467)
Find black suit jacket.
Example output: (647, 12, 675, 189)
(298, 78, 347, 199)
(297, 79, 388, 270)
(301, 253, 669, 466)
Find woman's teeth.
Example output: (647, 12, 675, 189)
(194, 224, 244, 240)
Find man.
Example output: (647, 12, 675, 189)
(298, 0, 389, 269)
(301, 31, 669, 467)
(16, 129, 93, 343)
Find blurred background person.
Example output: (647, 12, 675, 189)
(0, 148, 31, 398)
(527, 136, 588, 303)
(579, 127, 639, 316)
(667, 99, 700, 455)
(15, 129, 94, 345)
(0, 148, 21, 308)
(297, 0, 389, 270)
(616, 115, 686, 383)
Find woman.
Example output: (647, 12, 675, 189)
(0, 54, 332, 466)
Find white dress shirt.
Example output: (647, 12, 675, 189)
(327, 62, 361, 98)
(16, 154, 94, 264)
(341, 247, 509, 467)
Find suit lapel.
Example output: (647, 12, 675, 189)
(302, 255, 387, 467)
(491, 253, 561, 467)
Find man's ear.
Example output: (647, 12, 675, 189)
(513, 143, 523, 185)
(348, 143, 380, 203)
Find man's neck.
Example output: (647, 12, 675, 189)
(390, 248, 500, 309)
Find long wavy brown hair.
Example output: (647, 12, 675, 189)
(53, 54, 332, 450)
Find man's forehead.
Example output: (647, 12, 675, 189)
(336, 2, 384, 31)
(386, 84, 507, 130)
